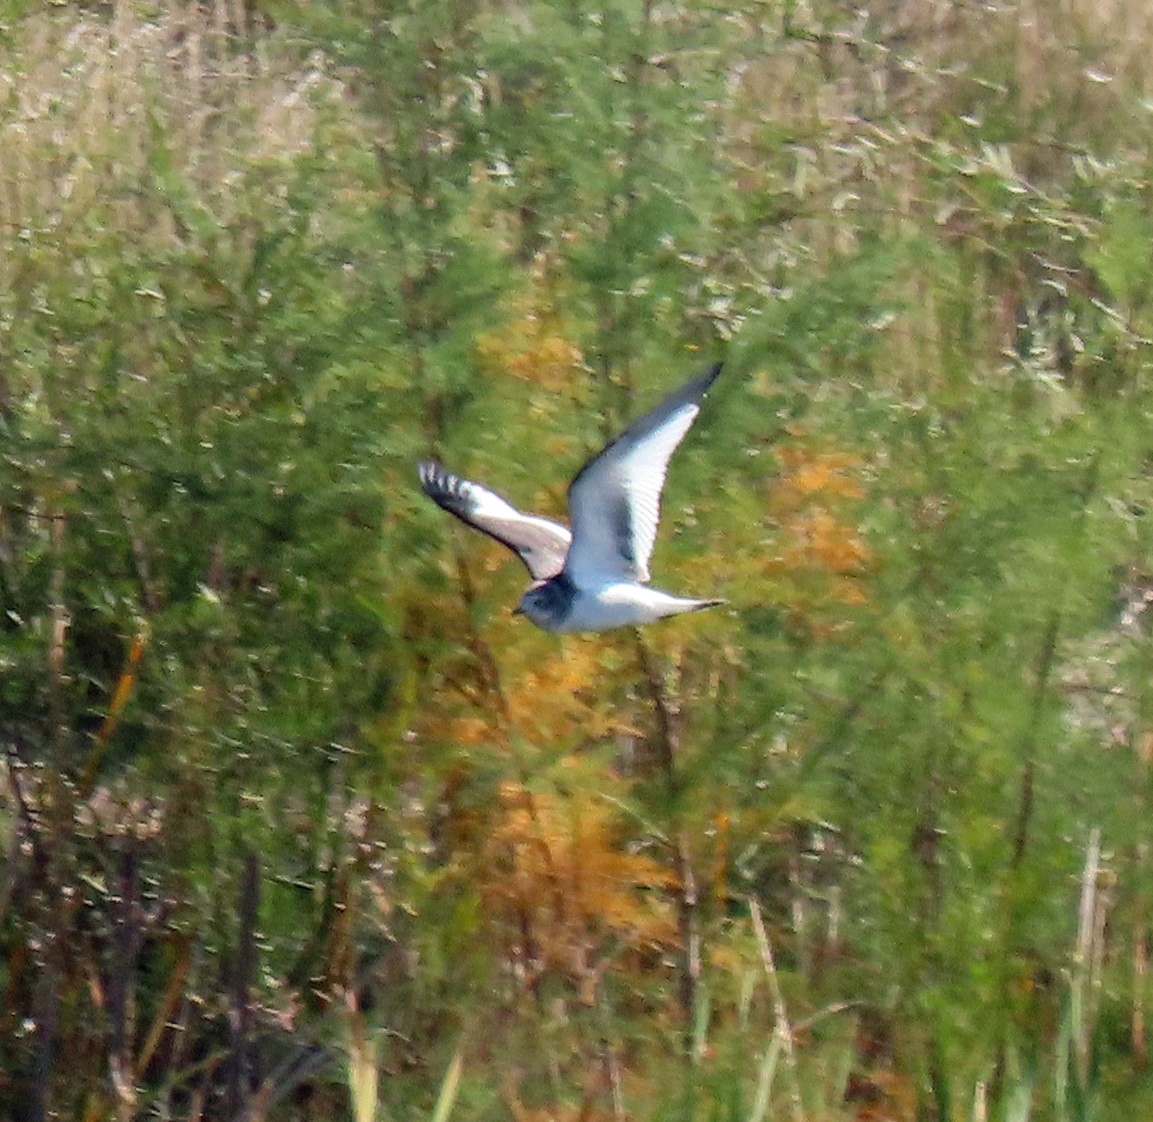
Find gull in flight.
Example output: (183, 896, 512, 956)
(418, 362, 724, 633)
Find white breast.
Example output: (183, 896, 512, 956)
(553, 582, 709, 633)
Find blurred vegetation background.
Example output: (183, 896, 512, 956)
(3, 0, 1153, 1118)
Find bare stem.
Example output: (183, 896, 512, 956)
(634, 631, 700, 1056)
(750, 897, 805, 1122)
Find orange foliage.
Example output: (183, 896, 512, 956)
(774, 443, 865, 504)
(504, 644, 631, 742)
(775, 508, 870, 601)
(482, 778, 678, 998)
(764, 434, 871, 626)
(475, 294, 584, 392)
(435, 639, 630, 749)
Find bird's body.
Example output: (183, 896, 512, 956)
(523, 574, 720, 633)
(418, 363, 724, 633)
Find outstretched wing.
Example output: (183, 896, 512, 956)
(563, 362, 722, 586)
(418, 461, 571, 581)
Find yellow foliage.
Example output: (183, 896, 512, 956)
(482, 778, 678, 994)
(505, 645, 632, 742)
(763, 435, 872, 625)
(475, 295, 584, 392)
(431, 637, 629, 749)
(776, 507, 870, 575)
(774, 443, 865, 505)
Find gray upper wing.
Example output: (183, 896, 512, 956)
(563, 363, 722, 587)
(418, 461, 571, 581)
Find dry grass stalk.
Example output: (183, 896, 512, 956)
(344, 991, 381, 1122)
(0, 0, 336, 275)
(750, 895, 805, 1122)
(1072, 827, 1105, 1083)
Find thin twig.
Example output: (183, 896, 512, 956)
(749, 897, 805, 1122)
(3, 743, 49, 882)
(1073, 828, 1101, 1083)
(634, 631, 701, 1056)
(226, 851, 261, 1116)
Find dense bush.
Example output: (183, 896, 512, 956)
(4, 1, 1153, 1119)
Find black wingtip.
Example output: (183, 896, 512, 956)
(418, 461, 471, 510)
(689, 361, 724, 399)
(693, 598, 726, 612)
(417, 460, 477, 527)
(417, 460, 451, 496)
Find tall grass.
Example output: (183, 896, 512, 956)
(4, 0, 1153, 1119)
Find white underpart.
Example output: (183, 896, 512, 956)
(564, 402, 702, 587)
(465, 481, 572, 548)
(419, 364, 723, 634)
(539, 582, 716, 633)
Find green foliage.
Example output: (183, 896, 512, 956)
(6, 1, 1153, 1120)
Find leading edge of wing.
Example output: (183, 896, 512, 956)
(595, 362, 723, 465)
(563, 362, 723, 585)
(569, 363, 723, 496)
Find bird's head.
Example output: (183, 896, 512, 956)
(514, 578, 571, 631)
(514, 582, 553, 629)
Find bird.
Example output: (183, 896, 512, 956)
(417, 362, 725, 633)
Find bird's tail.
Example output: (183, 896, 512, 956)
(689, 598, 725, 613)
